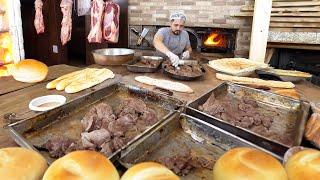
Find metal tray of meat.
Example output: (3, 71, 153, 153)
(5, 83, 185, 164)
(162, 60, 206, 81)
(125, 56, 164, 73)
(186, 82, 310, 156)
(119, 114, 281, 180)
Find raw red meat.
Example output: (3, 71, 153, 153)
(87, 0, 105, 43)
(60, 0, 73, 45)
(103, 2, 120, 43)
(34, 0, 45, 34)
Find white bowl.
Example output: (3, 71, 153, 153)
(29, 95, 66, 112)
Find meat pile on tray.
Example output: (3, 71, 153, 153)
(157, 150, 215, 176)
(135, 59, 161, 68)
(163, 60, 203, 77)
(41, 99, 158, 158)
(198, 93, 290, 144)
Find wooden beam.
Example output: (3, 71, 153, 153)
(233, 12, 320, 17)
(241, 5, 320, 12)
(270, 22, 320, 28)
(249, 0, 273, 62)
(265, 48, 276, 64)
(268, 42, 320, 50)
(270, 17, 320, 22)
(273, 1, 320, 7)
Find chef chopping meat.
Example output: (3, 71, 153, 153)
(153, 12, 192, 67)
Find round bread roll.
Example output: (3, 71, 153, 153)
(12, 59, 48, 83)
(213, 147, 287, 180)
(121, 162, 179, 180)
(43, 150, 119, 180)
(0, 147, 48, 180)
(285, 149, 320, 180)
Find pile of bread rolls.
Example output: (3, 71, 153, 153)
(213, 147, 320, 180)
(46, 68, 115, 93)
(1, 146, 319, 180)
(0, 147, 178, 180)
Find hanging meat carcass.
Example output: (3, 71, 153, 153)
(34, 0, 45, 34)
(87, 0, 105, 43)
(60, 0, 73, 45)
(103, 2, 120, 43)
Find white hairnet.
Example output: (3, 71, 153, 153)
(170, 12, 187, 22)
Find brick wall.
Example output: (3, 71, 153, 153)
(128, 0, 254, 57)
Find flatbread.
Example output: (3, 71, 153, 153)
(208, 58, 269, 76)
(55, 68, 98, 91)
(64, 69, 115, 93)
(46, 68, 91, 89)
(135, 76, 193, 93)
(216, 73, 295, 89)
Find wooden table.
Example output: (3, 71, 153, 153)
(1, 64, 320, 148)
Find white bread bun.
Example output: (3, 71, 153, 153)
(0, 147, 47, 180)
(43, 150, 119, 180)
(285, 149, 320, 180)
(12, 59, 48, 83)
(121, 162, 179, 180)
(213, 147, 287, 180)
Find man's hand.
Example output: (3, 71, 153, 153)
(166, 51, 179, 67)
(181, 51, 190, 60)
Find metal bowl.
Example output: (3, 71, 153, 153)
(92, 48, 135, 65)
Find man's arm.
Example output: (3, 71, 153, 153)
(185, 46, 192, 54)
(153, 34, 170, 54)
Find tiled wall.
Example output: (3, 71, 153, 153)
(128, 0, 254, 57)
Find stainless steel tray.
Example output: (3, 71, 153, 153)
(120, 114, 281, 180)
(6, 83, 185, 164)
(186, 82, 310, 156)
(125, 56, 163, 73)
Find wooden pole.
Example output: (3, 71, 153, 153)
(249, 0, 272, 62)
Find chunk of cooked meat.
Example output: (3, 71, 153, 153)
(42, 137, 77, 158)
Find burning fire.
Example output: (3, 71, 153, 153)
(0, 32, 14, 77)
(204, 33, 226, 48)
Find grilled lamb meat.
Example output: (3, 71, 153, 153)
(42, 137, 78, 158)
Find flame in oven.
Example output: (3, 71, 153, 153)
(204, 32, 226, 48)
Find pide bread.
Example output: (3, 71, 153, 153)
(121, 162, 179, 180)
(208, 58, 268, 76)
(46, 68, 90, 89)
(12, 59, 48, 83)
(0, 147, 48, 180)
(55, 68, 99, 91)
(46, 68, 115, 93)
(135, 76, 193, 93)
(216, 73, 295, 89)
(65, 69, 115, 93)
(273, 89, 300, 99)
(43, 150, 119, 180)
(213, 147, 287, 180)
(268, 69, 312, 78)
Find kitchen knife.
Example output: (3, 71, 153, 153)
(131, 28, 151, 46)
(130, 28, 140, 36)
(137, 28, 149, 46)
